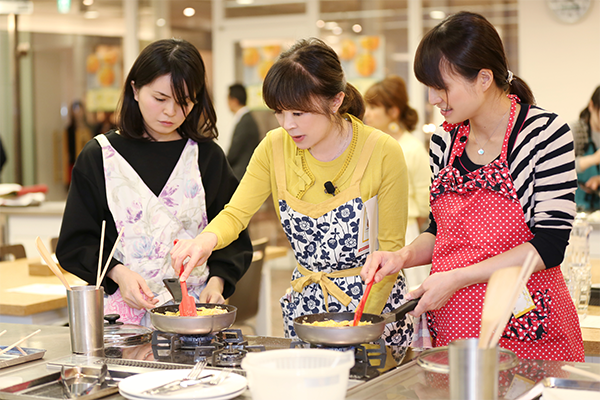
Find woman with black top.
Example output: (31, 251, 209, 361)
(57, 38, 252, 326)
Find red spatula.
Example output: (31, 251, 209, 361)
(353, 271, 378, 326)
(173, 240, 197, 317)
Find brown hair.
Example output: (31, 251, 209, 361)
(414, 11, 535, 105)
(364, 75, 418, 131)
(262, 37, 365, 123)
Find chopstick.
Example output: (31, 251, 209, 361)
(96, 220, 106, 287)
(0, 329, 41, 355)
(96, 228, 124, 290)
(561, 365, 600, 381)
(0, 330, 26, 355)
(487, 251, 537, 349)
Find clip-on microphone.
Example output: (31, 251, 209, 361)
(324, 181, 336, 196)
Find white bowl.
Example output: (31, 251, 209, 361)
(241, 348, 354, 400)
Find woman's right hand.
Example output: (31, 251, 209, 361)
(107, 264, 158, 310)
(361, 247, 413, 285)
(170, 233, 218, 281)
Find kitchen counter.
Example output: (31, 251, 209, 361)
(1, 322, 599, 400)
(0, 258, 86, 325)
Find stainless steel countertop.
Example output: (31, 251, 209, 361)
(2, 322, 600, 400)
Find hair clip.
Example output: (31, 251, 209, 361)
(506, 70, 514, 85)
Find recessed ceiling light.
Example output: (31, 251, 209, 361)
(83, 0, 94, 6)
(156, 18, 166, 27)
(332, 26, 342, 35)
(324, 21, 338, 30)
(352, 24, 362, 33)
(183, 7, 195, 17)
(236, 0, 255, 4)
(430, 10, 446, 20)
(316, 20, 325, 28)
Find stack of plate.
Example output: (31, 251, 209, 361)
(119, 369, 247, 400)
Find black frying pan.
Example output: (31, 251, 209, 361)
(293, 298, 419, 346)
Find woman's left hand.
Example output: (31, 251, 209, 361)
(585, 175, 600, 191)
(199, 276, 225, 304)
(407, 269, 464, 317)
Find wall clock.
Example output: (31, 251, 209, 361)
(546, 0, 592, 23)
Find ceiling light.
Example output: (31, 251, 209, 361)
(352, 24, 362, 33)
(236, 0, 255, 4)
(324, 21, 338, 30)
(83, 10, 99, 19)
(332, 26, 342, 35)
(156, 18, 166, 27)
(183, 7, 195, 17)
(83, 0, 94, 6)
(430, 10, 446, 20)
(316, 20, 325, 28)
(423, 124, 437, 134)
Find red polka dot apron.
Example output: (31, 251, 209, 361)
(428, 96, 584, 361)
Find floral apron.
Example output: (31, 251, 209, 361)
(96, 134, 209, 327)
(428, 96, 584, 361)
(273, 129, 413, 356)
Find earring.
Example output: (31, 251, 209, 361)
(388, 122, 400, 133)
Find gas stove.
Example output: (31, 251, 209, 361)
(48, 329, 397, 384)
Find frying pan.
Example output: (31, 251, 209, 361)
(149, 303, 237, 335)
(293, 298, 419, 346)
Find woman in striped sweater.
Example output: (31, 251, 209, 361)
(361, 11, 584, 361)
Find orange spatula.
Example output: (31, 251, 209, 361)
(353, 268, 379, 326)
(173, 240, 197, 317)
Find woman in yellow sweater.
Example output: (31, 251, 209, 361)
(172, 38, 413, 361)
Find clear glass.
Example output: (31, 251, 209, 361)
(564, 214, 593, 318)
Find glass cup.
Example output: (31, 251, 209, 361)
(564, 214, 593, 318)
(67, 285, 105, 357)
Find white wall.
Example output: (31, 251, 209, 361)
(519, 0, 600, 123)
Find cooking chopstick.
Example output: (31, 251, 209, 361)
(0, 330, 26, 355)
(0, 329, 41, 355)
(487, 251, 536, 349)
(96, 220, 106, 287)
(561, 365, 600, 381)
(96, 228, 124, 290)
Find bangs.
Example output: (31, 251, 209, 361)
(262, 60, 325, 114)
(170, 66, 198, 109)
(364, 83, 383, 107)
(414, 37, 448, 91)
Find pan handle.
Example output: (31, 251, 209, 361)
(381, 298, 420, 324)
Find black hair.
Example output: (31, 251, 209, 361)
(262, 37, 365, 123)
(579, 85, 600, 124)
(117, 38, 217, 142)
(414, 11, 535, 105)
(228, 83, 247, 106)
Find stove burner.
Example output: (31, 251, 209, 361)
(212, 347, 248, 367)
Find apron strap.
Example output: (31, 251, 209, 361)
(291, 264, 362, 312)
(271, 131, 289, 198)
(350, 123, 382, 187)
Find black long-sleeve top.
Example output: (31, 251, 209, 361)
(56, 131, 253, 298)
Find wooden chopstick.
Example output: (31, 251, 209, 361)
(97, 220, 106, 287)
(96, 228, 124, 290)
(0, 330, 26, 355)
(487, 251, 536, 349)
(0, 329, 41, 355)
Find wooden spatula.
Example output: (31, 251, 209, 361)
(173, 240, 197, 317)
(478, 265, 522, 349)
(36, 236, 71, 291)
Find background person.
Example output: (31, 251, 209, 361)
(62, 100, 93, 188)
(172, 38, 414, 363)
(57, 38, 252, 327)
(360, 12, 584, 361)
(364, 75, 431, 290)
(571, 85, 600, 210)
(226, 83, 260, 180)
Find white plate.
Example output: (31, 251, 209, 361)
(118, 369, 247, 400)
(119, 387, 246, 400)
